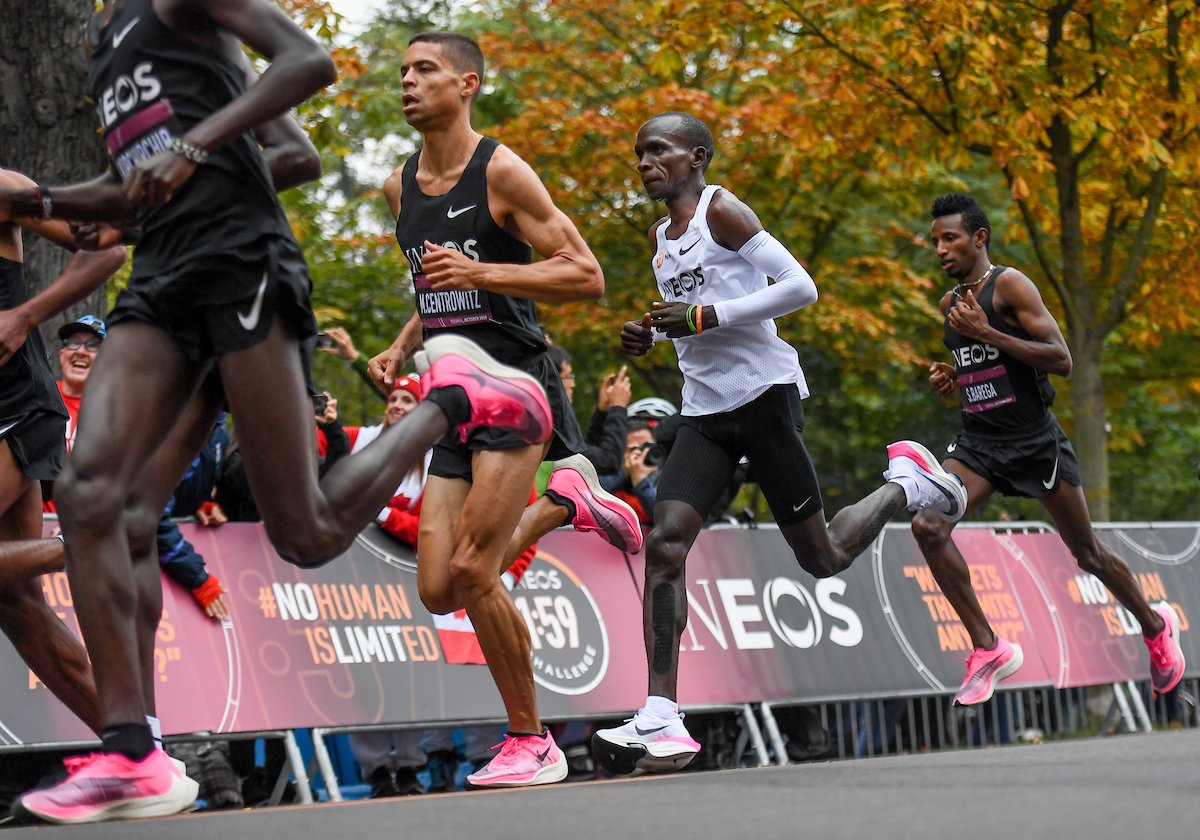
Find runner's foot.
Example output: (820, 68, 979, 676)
(884, 440, 968, 522)
(1145, 602, 1185, 695)
(464, 731, 567, 788)
(547, 454, 644, 554)
(954, 637, 1024, 705)
(592, 711, 701, 775)
(16, 748, 198, 824)
(415, 334, 552, 445)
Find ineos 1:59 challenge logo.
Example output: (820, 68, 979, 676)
(514, 553, 608, 696)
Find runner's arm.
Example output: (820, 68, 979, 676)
(0, 170, 137, 225)
(949, 272, 1072, 376)
(422, 147, 603, 303)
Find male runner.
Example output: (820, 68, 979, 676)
(368, 31, 638, 788)
(0, 168, 125, 735)
(0, 2, 552, 823)
(911, 192, 1184, 705)
(591, 112, 967, 774)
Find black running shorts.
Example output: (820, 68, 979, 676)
(428, 352, 586, 482)
(944, 414, 1081, 498)
(656, 384, 823, 525)
(0, 410, 66, 481)
(108, 236, 317, 363)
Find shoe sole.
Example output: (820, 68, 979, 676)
(888, 440, 968, 522)
(1151, 604, 1184, 694)
(551, 454, 645, 554)
(591, 733, 699, 776)
(954, 643, 1024, 706)
(463, 755, 568, 789)
(415, 335, 552, 443)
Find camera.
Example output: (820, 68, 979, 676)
(315, 332, 335, 349)
(312, 394, 329, 414)
(643, 443, 667, 467)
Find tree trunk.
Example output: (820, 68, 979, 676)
(0, 1, 110, 341)
(1068, 335, 1110, 521)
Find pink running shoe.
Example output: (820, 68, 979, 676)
(592, 712, 701, 775)
(1145, 603, 1185, 695)
(548, 454, 644, 554)
(883, 440, 968, 522)
(465, 731, 567, 788)
(415, 334, 552, 445)
(954, 637, 1024, 706)
(17, 748, 198, 824)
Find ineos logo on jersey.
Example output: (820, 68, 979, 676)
(951, 343, 1000, 369)
(657, 266, 705, 300)
(98, 62, 162, 129)
(403, 240, 479, 275)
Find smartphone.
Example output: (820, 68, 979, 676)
(312, 394, 329, 414)
(315, 332, 335, 349)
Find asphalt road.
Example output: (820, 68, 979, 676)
(8, 729, 1199, 839)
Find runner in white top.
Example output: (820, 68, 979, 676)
(593, 111, 969, 775)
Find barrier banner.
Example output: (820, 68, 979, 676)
(0, 521, 1195, 748)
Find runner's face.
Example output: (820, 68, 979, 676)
(931, 213, 984, 281)
(635, 119, 701, 201)
(399, 42, 476, 130)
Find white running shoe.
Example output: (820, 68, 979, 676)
(592, 712, 701, 775)
(883, 440, 968, 522)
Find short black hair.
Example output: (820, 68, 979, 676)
(546, 343, 572, 371)
(931, 192, 991, 246)
(408, 32, 485, 99)
(648, 112, 715, 172)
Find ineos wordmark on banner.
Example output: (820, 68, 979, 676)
(515, 553, 609, 696)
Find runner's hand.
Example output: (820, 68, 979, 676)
(124, 149, 196, 207)
(369, 344, 406, 389)
(621, 314, 654, 356)
(422, 240, 482, 291)
(649, 300, 694, 338)
(947, 289, 989, 341)
(929, 361, 958, 398)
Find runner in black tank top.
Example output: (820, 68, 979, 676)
(0, 166, 127, 751)
(1, 7, 554, 824)
(911, 192, 1182, 709)
(371, 32, 640, 790)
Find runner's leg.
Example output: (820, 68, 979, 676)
(642, 500, 706, 700)
(215, 318, 450, 567)
(1039, 483, 1162, 633)
(911, 460, 997, 650)
(0, 454, 100, 733)
(56, 321, 207, 735)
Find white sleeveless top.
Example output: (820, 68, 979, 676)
(651, 185, 808, 415)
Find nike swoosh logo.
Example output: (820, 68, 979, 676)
(634, 724, 669, 736)
(237, 273, 269, 331)
(792, 496, 813, 513)
(112, 17, 139, 49)
(1042, 452, 1059, 489)
(447, 204, 476, 219)
(947, 442, 957, 453)
(0, 418, 22, 438)
(679, 239, 700, 255)
(536, 746, 552, 762)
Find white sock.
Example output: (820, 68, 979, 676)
(642, 695, 679, 721)
(146, 715, 163, 750)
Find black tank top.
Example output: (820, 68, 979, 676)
(85, 0, 287, 280)
(943, 266, 1056, 436)
(0, 258, 67, 420)
(395, 137, 547, 366)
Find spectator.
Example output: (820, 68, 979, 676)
(601, 420, 661, 526)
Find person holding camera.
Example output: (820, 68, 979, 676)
(600, 420, 661, 526)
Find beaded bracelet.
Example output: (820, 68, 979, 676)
(169, 136, 210, 165)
